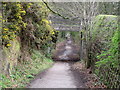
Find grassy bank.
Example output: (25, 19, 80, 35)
(0, 50, 53, 88)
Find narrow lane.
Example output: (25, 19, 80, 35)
(28, 62, 86, 88)
(28, 36, 86, 88)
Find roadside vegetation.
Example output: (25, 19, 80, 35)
(0, 1, 119, 88)
(0, 2, 57, 88)
(0, 50, 53, 88)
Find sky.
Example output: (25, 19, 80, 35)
(0, 0, 120, 2)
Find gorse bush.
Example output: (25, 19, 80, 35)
(1, 2, 58, 75)
(2, 2, 58, 49)
(2, 2, 27, 47)
(1, 2, 57, 88)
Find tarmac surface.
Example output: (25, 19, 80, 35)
(28, 37, 86, 88)
(28, 62, 86, 88)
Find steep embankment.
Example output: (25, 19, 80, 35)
(1, 50, 53, 88)
(0, 2, 57, 88)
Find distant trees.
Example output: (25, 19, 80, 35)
(46, 1, 119, 64)
(45, 1, 120, 88)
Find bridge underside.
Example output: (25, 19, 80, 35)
(49, 14, 82, 32)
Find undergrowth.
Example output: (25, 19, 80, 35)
(0, 50, 53, 88)
(89, 15, 119, 88)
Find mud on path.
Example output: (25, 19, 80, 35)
(28, 62, 86, 88)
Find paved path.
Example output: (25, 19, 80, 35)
(28, 36, 85, 88)
(52, 37, 80, 61)
(28, 62, 86, 88)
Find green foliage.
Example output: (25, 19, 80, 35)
(96, 30, 119, 67)
(26, 75, 34, 78)
(1, 3, 58, 87)
(91, 15, 119, 67)
(92, 15, 117, 42)
(57, 31, 80, 43)
(31, 3, 59, 50)
(2, 38, 21, 75)
(0, 50, 53, 88)
(89, 15, 119, 88)
(0, 74, 10, 88)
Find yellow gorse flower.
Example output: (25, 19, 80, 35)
(42, 19, 50, 24)
(16, 4, 21, 8)
(27, 3, 32, 8)
(6, 43, 11, 47)
(4, 28, 9, 31)
(52, 31, 55, 35)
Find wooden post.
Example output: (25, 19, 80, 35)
(80, 31, 83, 61)
(79, 19, 83, 61)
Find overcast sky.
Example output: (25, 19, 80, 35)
(0, 0, 120, 2)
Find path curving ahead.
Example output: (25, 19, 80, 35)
(52, 37, 80, 61)
(28, 62, 86, 88)
(28, 37, 86, 88)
